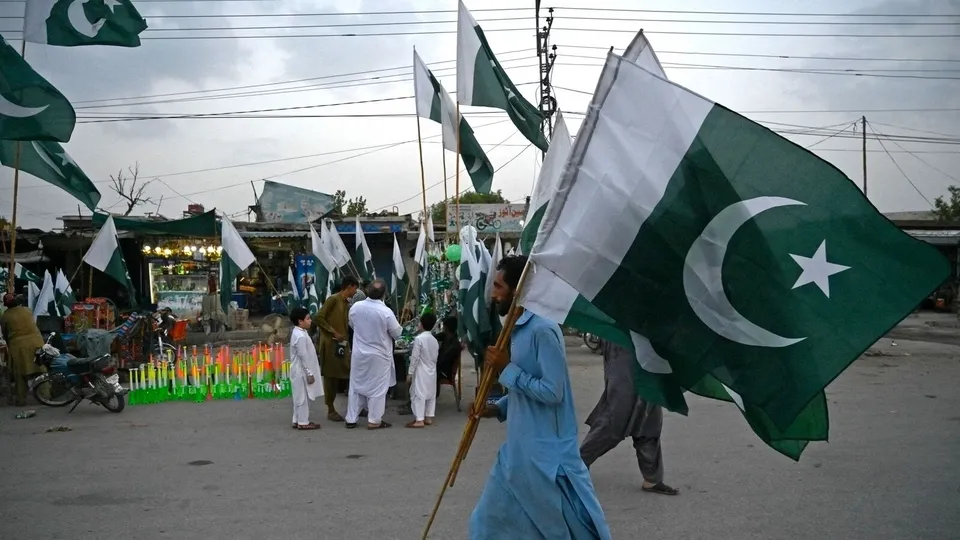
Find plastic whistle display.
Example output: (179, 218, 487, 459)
(123, 343, 292, 406)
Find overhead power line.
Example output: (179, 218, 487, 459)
(5, 27, 958, 40)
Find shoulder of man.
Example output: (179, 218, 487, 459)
(524, 313, 564, 342)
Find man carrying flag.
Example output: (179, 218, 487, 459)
(470, 255, 611, 539)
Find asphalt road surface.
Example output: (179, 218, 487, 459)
(2, 337, 958, 540)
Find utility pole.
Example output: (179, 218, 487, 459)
(862, 115, 868, 198)
(535, 1, 557, 156)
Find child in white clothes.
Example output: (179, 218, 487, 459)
(405, 313, 440, 428)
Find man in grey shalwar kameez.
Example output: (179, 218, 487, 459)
(580, 340, 679, 495)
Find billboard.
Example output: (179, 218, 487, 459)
(446, 203, 526, 234)
(258, 181, 336, 223)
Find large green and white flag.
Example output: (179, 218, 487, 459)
(353, 215, 375, 280)
(24, 0, 148, 48)
(0, 139, 101, 211)
(520, 111, 571, 255)
(306, 281, 320, 315)
(219, 217, 255, 314)
(414, 48, 495, 194)
(456, 227, 491, 368)
(55, 269, 76, 316)
(83, 216, 137, 305)
(414, 220, 433, 309)
(524, 47, 948, 453)
(484, 233, 502, 305)
(456, 1, 548, 152)
(0, 36, 76, 142)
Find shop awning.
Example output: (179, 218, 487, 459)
(93, 210, 220, 237)
(240, 231, 308, 238)
(0, 250, 48, 264)
(904, 229, 960, 246)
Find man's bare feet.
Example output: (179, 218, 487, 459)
(405, 420, 425, 428)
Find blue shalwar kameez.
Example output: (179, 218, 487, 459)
(469, 311, 612, 540)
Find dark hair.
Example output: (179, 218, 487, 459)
(442, 315, 457, 334)
(289, 307, 310, 326)
(367, 279, 387, 300)
(420, 312, 437, 331)
(340, 275, 359, 290)
(496, 255, 527, 291)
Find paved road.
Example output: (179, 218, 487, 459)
(1, 338, 958, 540)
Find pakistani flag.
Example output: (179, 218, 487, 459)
(55, 269, 76, 316)
(0, 36, 76, 142)
(391, 233, 409, 309)
(287, 266, 302, 310)
(310, 223, 338, 304)
(83, 215, 137, 306)
(306, 281, 320, 315)
(27, 281, 41, 312)
(414, 48, 495, 194)
(0, 262, 41, 284)
(456, 1, 547, 152)
(520, 111, 571, 255)
(322, 218, 351, 270)
(353, 215, 375, 280)
(24, 0, 148, 48)
(523, 46, 948, 458)
(219, 217, 255, 314)
(0, 140, 101, 211)
(456, 227, 491, 369)
(414, 220, 431, 308)
(34, 270, 59, 317)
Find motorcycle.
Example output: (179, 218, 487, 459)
(475, 211, 502, 231)
(31, 333, 127, 413)
(583, 332, 602, 354)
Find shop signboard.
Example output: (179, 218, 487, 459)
(445, 203, 526, 234)
(258, 181, 336, 223)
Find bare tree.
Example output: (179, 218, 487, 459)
(109, 163, 155, 216)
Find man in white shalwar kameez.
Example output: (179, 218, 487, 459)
(346, 280, 403, 430)
(289, 307, 323, 430)
(405, 312, 440, 428)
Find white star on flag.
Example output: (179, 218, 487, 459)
(104, 0, 122, 13)
(790, 240, 850, 298)
(56, 151, 77, 168)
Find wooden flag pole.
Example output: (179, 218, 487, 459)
(454, 102, 462, 240)
(421, 261, 532, 540)
(5, 40, 27, 292)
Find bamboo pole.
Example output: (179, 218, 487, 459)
(5, 40, 27, 292)
(454, 102, 462, 242)
(420, 261, 532, 539)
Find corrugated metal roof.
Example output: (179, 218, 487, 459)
(904, 229, 960, 246)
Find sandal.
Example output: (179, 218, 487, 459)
(642, 482, 679, 496)
(295, 423, 321, 430)
(405, 421, 425, 428)
(367, 421, 392, 430)
(327, 411, 345, 422)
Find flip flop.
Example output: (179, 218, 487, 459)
(405, 421, 425, 428)
(296, 423, 321, 430)
(367, 421, 392, 430)
(642, 483, 679, 495)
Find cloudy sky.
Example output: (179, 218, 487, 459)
(2, 0, 958, 230)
